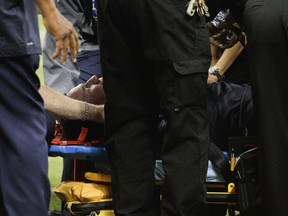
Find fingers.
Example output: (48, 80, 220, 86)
(207, 74, 218, 84)
(59, 35, 69, 64)
(68, 29, 80, 63)
(42, 7, 80, 64)
(52, 32, 79, 64)
(52, 37, 68, 64)
(51, 19, 80, 64)
(51, 45, 61, 61)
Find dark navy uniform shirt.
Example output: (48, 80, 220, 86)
(0, 0, 41, 57)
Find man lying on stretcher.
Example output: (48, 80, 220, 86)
(41, 72, 255, 151)
(40, 75, 105, 123)
(39, 75, 105, 144)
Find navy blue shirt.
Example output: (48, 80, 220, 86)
(0, 0, 41, 57)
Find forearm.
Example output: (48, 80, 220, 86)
(210, 44, 222, 66)
(39, 85, 104, 123)
(214, 41, 244, 75)
(34, 0, 58, 18)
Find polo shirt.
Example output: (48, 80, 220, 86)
(0, 0, 41, 57)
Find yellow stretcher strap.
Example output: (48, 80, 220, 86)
(85, 172, 112, 183)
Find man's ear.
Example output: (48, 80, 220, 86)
(66, 83, 85, 101)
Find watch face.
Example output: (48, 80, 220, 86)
(214, 68, 220, 73)
(210, 67, 224, 81)
(209, 66, 220, 74)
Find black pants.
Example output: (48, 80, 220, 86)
(0, 55, 50, 216)
(98, 0, 211, 215)
(244, 0, 288, 215)
(104, 62, 209, 216)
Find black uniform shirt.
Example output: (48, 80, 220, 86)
(99, 0, 212, 75)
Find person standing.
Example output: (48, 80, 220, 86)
(0, 0, 79, 215)
(244, 0, 288, 215)
(43, 0, 102, 94)
(97, 0, 211, 215)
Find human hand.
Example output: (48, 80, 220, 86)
(42, 9, 80, 64)
(207, 73, 218, 84)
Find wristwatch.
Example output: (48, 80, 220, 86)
(209, 66, 224, 82)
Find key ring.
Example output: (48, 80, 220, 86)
(186, 0, 209, 17)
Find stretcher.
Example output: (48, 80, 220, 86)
(49, 136, 258, 216)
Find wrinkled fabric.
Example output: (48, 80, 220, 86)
(207, 82, 255, 150)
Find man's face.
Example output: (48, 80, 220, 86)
(67, 75, 106, 105)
